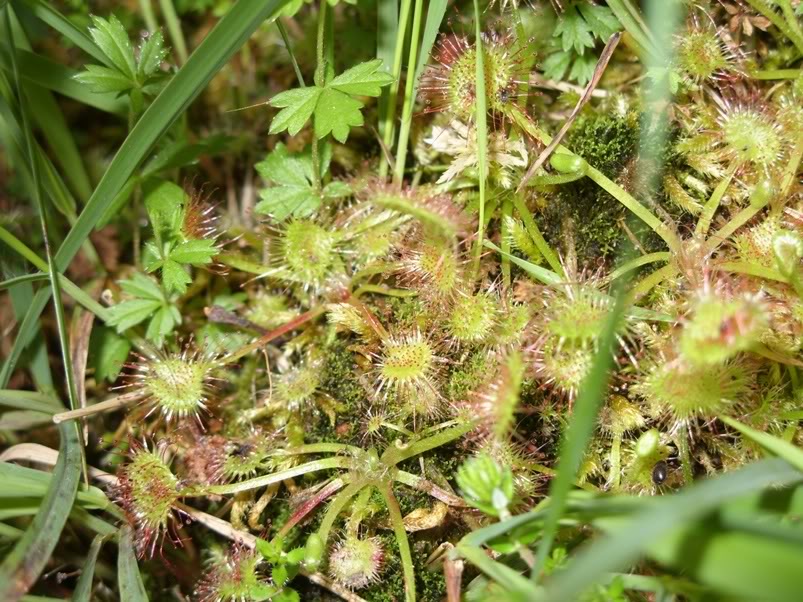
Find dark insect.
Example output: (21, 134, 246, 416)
(231, 442, 254, 457)
(652, 460, 668, 485)
(499, 87, 511, 104)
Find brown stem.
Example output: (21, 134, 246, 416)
(218, 306, 326, 365)
(52, 391, 144, 424)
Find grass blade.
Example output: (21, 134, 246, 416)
(470, 0, 487, 279)
(0, 390, 59, 413)
(0, 0, 291, 387)
(118, 526, 149, 601)
(5, 275, 52, 390)
(484, 240, 563, 287)
(392, 0, 447, 183)
(376, 0, 398, 140)
(542, 458, 803, 601)
(720, 416, 803, 471)
(0, 423, 82, 600)
(4, 9, 81, 418)
(71, 534, 107, 602)
(534, 291, 627, 573)
(1, 48, 127, 114)
(6, 11, 92, 200)
(13, 0, 107, 65)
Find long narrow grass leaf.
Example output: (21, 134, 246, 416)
(118, 526, 149, 601)
(534, 291, 627, 573)
(0, 0, 291, 387)
(71, 534, 106, 602)
(0, 423, 81, 600)
(542, 458, 803, 602)
(720, 416, 803, 471)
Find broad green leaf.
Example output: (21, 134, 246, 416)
(89, 326, 131, 383)
(87, 15, 136, 80)
(73, 64, 132, 93)
(313, 87, 364, 143)
(137, 30, 168, 80)
(118, 272, 164, 301)
(322, 181, 350, 198)
(554, 7, 595, 53)
(255, 143, 322, 220)
(268, 87, 321, 136)
(272, 564, 288, 587)
(118, 526, 149, 601)
(577, 4, 621, 40)
(328, 58, 394, 96)
(568, 53, 597, 86)
(144, 180, 185, 243)
(542, 50, 571, 82)
(145, 304, 181, 345)
(107, 297, 163, 332)
(160, 259, 191, 293)
(170, 239, 218, 264)
(268, 60, 392, 142)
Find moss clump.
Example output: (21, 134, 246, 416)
(446, 350, 492, 402)
(542, 112, 638, 264)
(360, 532, 447, 602)
(319, 341, 369, 411)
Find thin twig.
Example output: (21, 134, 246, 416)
(52, 391, 145, 424)
(178, 504, 368, 602)
(517, 32, 621, 192)
(1, 444, 366, 602)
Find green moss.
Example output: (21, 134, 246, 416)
(360, 532, 447, 602)
(542, 112, 640, 264)
(446, 350, 492, 402)
(320, 341, 368, 409)
(387, 296, 433, 332)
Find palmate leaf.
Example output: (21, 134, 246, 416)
(328, 58, 394, 96)
(170, 239, 219, 264)
(554, 7, 595, 53)
(576, 3, 620, 41)
(268, 59, 393, 143)
(86, 14, 136, 80)
(313, 87, 365, 143)
(74, 14, 169, 98)
(269, 87, 321, 136)
(255, 143, 349, 220)
(106, 273, 180, 344)
(137, 30, 168, 80)
(73, 64, 133, 93)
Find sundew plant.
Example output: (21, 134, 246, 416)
(1, 0, 803, 601)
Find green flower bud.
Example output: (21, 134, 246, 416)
(456, 453, 514, 517)
(773, 230, 803, 278)
(328, 536, 384, 590)
(304, 533, 324, 572)
(550, 153, 587, 174)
